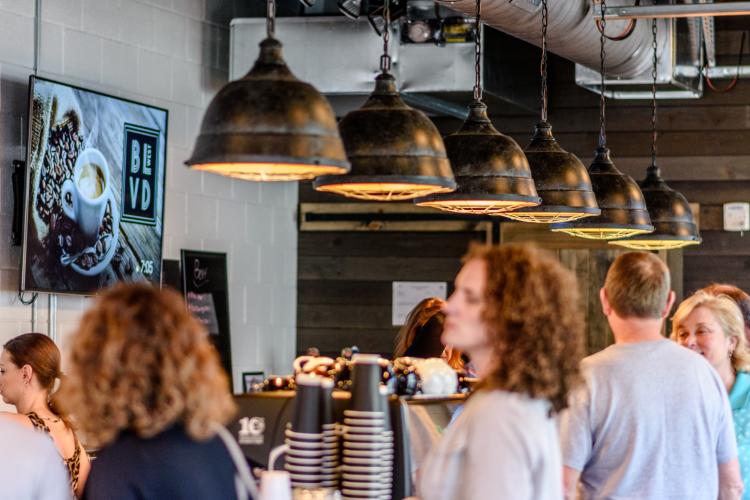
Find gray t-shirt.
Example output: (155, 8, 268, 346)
(560, 339, 737, 500)
(419, 389, 562, 500)
(0, 419, 71, 499)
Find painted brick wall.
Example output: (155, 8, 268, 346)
(0, 0, 297, 398)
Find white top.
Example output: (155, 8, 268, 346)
(0, 419, 71, 500)
(560, 339, 737, 499)
(418, 389, 562, 500)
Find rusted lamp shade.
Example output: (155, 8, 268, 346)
(313, 72, 456, 201)
(610, 164, 701, 250)
(551, 146, 654, 239)
(185, 37, 350, 182)
(501, 121, 600, 223)
(414, 101, 540, 214)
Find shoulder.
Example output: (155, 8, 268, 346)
(465, 390, 550, 427)
(0, 412, 33, 429)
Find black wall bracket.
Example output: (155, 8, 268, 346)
(11, 160, 25, 246)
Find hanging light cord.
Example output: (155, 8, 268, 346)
(380, 0, 391, 73)
(598, 0, 607, 148)
(540, 0, 548, 122)
(473, 0, 482, 101)
(266, 0, 275, 38)
(651, 18, 658, 167)
(705, 30, 747, 93)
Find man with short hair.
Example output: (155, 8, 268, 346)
(0, 417, 70, 499)
(561, 252, 744, 500)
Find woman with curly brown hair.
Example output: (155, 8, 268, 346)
(417, 243, 586, 500)
(0, 332, 91, 497)
(58, 283, 245, 500)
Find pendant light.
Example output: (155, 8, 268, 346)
(610, 20, 701, 250)
(313, 0, 456, 201)
(501, 0, 600, 223)
(413, 0, 540, 214)
(551, 0, 653, 240)
(185, 0, 350, 181)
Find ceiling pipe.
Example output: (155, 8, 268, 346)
(436, 0, 667, 78)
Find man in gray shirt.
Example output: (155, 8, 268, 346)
(0, 418, 70, 499)
(560, 251, 743, 500)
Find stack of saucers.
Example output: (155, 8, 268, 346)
(340, 354, 393, 500)
(285, 374, 324, 489)
(319, 377, 339, 488)
(378, 389, 394, 500)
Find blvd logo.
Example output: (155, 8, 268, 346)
(122, 124, 159, 225)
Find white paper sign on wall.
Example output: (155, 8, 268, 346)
(392, 281, 448, 326)
(724, 202, 750, 233)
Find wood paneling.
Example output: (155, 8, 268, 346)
(297, 231, 485, 357)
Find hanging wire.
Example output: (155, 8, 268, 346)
(18, 291, 38, 306)
(540, 0, 548, 122)
(598, 0, 607, 148)
(595, 0, 640, 41)
(651, 18, 658, 167)
(473, 0, 482, 101)
(705, 30, 747, 93)
(380, 0, 392, 73)
(266, 0, 276, 38)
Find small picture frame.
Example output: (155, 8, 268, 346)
(242, 371, 265, 393)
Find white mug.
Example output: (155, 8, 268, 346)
(61, 148, 110, 244)
(260, 470, 292, 500)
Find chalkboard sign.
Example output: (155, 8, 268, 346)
(180, 250, 232, 383)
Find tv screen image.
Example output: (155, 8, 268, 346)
(21, 76, 168, 294)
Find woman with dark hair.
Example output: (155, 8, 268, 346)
(58, 283, 250, 500)
(394, 297, 463, 369)
(417, 243, 586, 500)
(0, 332, 91, 497)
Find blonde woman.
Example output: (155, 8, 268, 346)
(58, 283, 241, 500)
(673, 291, 750, 499)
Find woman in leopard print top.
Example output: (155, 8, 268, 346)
(0, 333, 90, 498)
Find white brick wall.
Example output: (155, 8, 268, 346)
(0, 0, 297, 396)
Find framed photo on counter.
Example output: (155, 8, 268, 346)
(242, 371, 265, 393)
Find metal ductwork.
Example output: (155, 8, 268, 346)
(435, 0, 666, 78)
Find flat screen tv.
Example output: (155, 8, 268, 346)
(21, 76, 168, 295)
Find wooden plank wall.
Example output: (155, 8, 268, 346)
(297, 29, 750, 356)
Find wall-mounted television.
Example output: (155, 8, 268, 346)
(21, 76, 168, 295)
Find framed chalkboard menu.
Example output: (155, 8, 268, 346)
(180, 250, 232, 384)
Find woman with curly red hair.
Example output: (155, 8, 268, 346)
(58, 283, 246, 499)
(417, 243, 585, 500)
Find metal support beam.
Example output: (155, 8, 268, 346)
(596, 2, 750, 20)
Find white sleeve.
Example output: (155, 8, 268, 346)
(34, 443, 72, 500)
(559, 377, 593, 472)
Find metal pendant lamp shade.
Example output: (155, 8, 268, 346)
(610, 165, 701, 249)
(415, 101, 541, 214)
(502, 121, 600, 222)
(185, 37, 350, 182)
(551, 146, 654, 239)
(313, 72, 456, 201)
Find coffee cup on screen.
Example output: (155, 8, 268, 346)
(61, 148, 110, 244)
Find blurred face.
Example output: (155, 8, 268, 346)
(442, 259, 491, 355)
(0, 350, 24, 405)
(675, 306, 736, 371)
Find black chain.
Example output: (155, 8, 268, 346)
(651, 18, 658, 167)
(266, 0, 275, 38)
(540, 0, 548, 122)
(598, 0, 607, 148)
(380, 0, 391, 72)
(474, 0, 482, 101)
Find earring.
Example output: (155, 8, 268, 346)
(729, 349, 735, 359)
